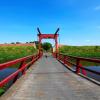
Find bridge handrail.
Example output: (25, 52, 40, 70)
(53, 53, 100, 80)
(0, 52, 43, 87)
(58, 53, 100, 74)
(59, 53, 100, 63)
(0, 55, 33, 70)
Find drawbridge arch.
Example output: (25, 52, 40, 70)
(37, 28, 59, 57)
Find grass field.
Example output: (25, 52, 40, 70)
(59, 45, 100, 66)
(59, 45, 100, 58)
(0, 46, 38, 64)
(0, 45, 38, 95)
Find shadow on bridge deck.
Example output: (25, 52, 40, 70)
(1, 55, 100, 100)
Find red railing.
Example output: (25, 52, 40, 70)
(53, 53, 100, 82)
(0, 52, 43, 88)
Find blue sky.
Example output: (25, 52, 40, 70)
(0, 0, 100, 46)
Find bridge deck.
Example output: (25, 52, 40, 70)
(1, 56, 100, 100)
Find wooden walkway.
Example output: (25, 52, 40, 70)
(1, 56, 100, 100)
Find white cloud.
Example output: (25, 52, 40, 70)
(94, 6, 100, 10)
(96, 26, 100, 29)
(85, 40, 90, 42)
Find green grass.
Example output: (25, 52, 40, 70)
(0, 46, 38, 95)
(0, 88, 5, 96)
(0, 46, 38, 64)
(0, 84, 7, 96)
(59, 46, 100, 66)
(59, 46, 100, 58)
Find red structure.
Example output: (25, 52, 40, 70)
(37, 28, 59, 57)
(0, 53, 42, 87)
(56, 53, 100, 78)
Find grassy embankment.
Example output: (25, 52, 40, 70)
(0, 46, 37, 64)
(0, 46, 37, 95)
(59, 45, 100, 66)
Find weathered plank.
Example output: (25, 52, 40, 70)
(1, 56, 100, 100)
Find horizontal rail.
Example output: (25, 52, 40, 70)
(0, 52, 43, 87)
(53, 53, 100, 82)
(59, 53, 100, 63)
(64, 59, 100, 75)
(0, 55, 33, 70)
(79, 66, 100, 75)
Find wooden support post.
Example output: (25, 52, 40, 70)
(64, 55, 66, 64)
(76, 59, 80, 74)
(79, 64, 87, 76)
(20, 60, 26, 75)
(13, 60, 26, 83)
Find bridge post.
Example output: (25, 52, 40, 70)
(76, 59, 80, 74)
(21, 60, 26, 75)
(79, 64, 87, 76)
(54, 28, 59, 58)
(64, 55, 66, 64)
(55, 36, 58, 58)
(13, 60, 26, 83)
(39, 37, 42, 57)
(76, 60, 87, 75)
(37, 27, 42, 57)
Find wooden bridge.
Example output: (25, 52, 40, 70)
(0, 29, 100, 100)
(0, 53, 100, 100)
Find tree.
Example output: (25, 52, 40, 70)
(29, 41, 34, 43)
(42, 42, 52, 52)
(16, 42, 21, 44)
(11, 42, 15, 44)
(26, 42, 29, 44)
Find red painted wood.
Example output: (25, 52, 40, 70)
(57, 53, 100, 76)
(76, 59, 80, 74)
(0, 55, 33, 70)
(0, 53, 42, 87)
(37, 28, 59, 58)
